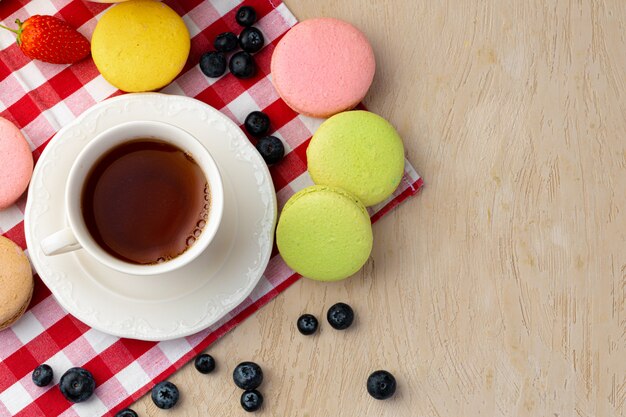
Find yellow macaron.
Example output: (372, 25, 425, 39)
(0, 236, 33, 330)
(91, 0, 191, 92)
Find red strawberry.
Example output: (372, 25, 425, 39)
(0, 15, 90, 64)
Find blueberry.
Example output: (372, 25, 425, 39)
(244, 111, 271, 137)
(255, 136, 284, 164)
(236, 6, 257, 27)
(327, 302, 354, 330)
(151, 381, 179, 409)
(233, 362, 263, 390)
(297, 314, 319, 335)
(367, 370, 397, 400)
(32, 364, 53, 387)
(59, 367, 96, 403)
(214, 32, 238, 52)
(240, 389, 264, 412)
(239, 27, 265, 53)
(229, 51, 256, 79)
(194, 353, 216, 374)
(115, 409, 138, 417)
(200, 51, 227, 78)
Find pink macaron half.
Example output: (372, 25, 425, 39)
(271, 18, 376, 118)
(0, 117, 33, 209)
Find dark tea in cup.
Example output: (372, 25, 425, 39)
(81, 140, 210, 265)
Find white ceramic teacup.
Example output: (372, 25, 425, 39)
(40, 120, 224, 276)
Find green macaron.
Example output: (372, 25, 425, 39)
(306, 110, 405, 206)
(276, 185, 373, 281)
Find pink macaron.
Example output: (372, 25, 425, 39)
(0, 117, 33, 209)
(271, 18, 376, 118)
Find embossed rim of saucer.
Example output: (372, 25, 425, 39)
(24, 93, 277, 341)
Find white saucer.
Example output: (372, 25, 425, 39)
(24, 93, 277, 341)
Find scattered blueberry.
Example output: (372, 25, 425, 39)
(297, 314, 319, 335)
(233, 362, 264, 390)
(244, 111, 271, 137)
(214, 32, 238, 52)
(240, 389, 264, 412)
(229, 51, 257, 79)
(327, 302, 354, 330)
(115, 409, 138, 417)
(194, 353, 216, 374)
(239, 27, 265, 53)
(236, 6, 257, 27)
(151, 381, 179, 409)
(200, 51, 227, 78)
(367, 370, 397, 400)
(256, 136, 284, 164)
(32, 364, 54, 387)
(59, 367, 96, 403)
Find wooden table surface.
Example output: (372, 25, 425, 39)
(135, 1, 626, 415)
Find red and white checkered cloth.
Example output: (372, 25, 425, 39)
(0, 0, 423, 415)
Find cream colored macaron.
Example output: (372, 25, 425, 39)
(0, 236, 33, 330)
(91, 0, 190, 92)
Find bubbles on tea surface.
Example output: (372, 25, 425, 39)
(184, 184, 210, 249)
(184, 152, 196, 163)
(185, 226, 203, 249)
(203, 183, 210, 201)
(148, 256, 172, 265)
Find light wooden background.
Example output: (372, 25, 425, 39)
(135, 1, 626, 416)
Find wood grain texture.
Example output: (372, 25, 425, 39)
(134, 0, 626, 415)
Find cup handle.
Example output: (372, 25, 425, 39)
(41, 228, 82, 255)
